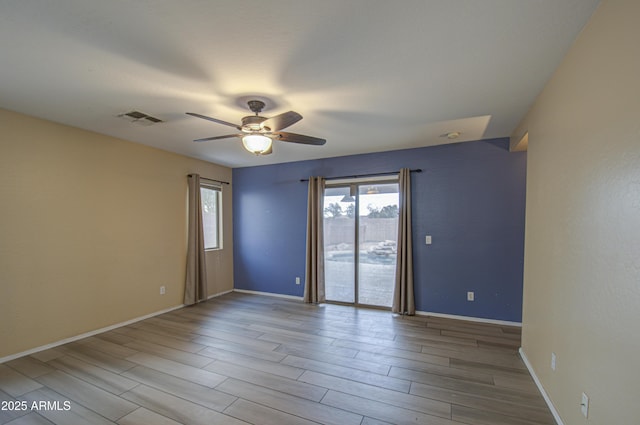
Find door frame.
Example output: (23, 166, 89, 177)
(323, 176, 399, 308)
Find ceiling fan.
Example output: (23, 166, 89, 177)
(186, 100, 326, 155)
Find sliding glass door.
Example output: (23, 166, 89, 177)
(356, 183, 399, 307)
(323, 186, 356, 303)
(323, 181, 399, 307)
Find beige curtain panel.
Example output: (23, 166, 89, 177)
(304, 176, 326, 304)
(184, 174, 208, 305)
(393, 168, 415, 315)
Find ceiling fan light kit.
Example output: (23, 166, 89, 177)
(187, 99, 326, 156)
(242, 134, 272, 155)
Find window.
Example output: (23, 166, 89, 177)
(200, 184, 222, 250)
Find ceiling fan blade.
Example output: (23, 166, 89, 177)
(193, 134, 241, 142)
(274, 132, 326, 146)
(186, 112, 241, 130)
(261, 111, 302, 131)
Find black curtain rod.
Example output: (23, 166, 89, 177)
(299, 169, 422, 182)
(187, 174, 230, 185)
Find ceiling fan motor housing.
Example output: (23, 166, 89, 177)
(241, 115, 268, 132)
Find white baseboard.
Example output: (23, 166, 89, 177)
(0, 288, 260, 364)
(233, 289, 303, 301)
(0, 303, 186, 364)
(230, 292, 520, 326)
(519, 347, 564, 425)
(208, 289, 233, 300)
(415, 310, 522, 327)
(0, 287, 241, 364)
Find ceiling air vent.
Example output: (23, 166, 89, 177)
(117, 110, 164, 126)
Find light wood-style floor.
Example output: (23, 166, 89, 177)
(0, 292, 554, 425)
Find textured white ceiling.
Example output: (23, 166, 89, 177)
(0, 0, 599, 167)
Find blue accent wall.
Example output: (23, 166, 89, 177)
(232, 138, 527, 322)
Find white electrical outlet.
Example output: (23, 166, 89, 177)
(467, 291, 474, 301)
(425, 235, 432, 245)
(160, 286, 166, 295)
(295, 277, 301, 285)
(551, 352, 557, 371)
(581, 392, 589, 418)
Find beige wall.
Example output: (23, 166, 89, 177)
(0, 108, 233, 359)
(512, 0, 640, 423)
